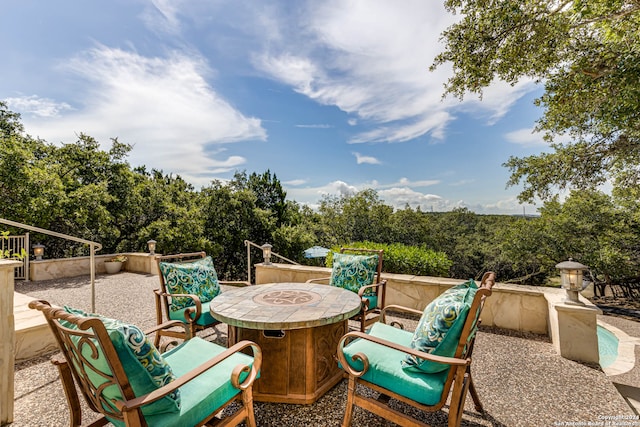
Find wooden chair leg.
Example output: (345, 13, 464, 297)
(467, 372, 484, 412)
(243, 388, 256, 427)
(52, 356, 83, 427)
(153, 291, 164, 348)
(342, 376, 357, 427)
(448, 371, 470, 427)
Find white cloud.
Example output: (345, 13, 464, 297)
(295, 124, 332, 129)
(283, 179, 307, 186)
(258, 54, 320, 94)
(353, 152, 381, 165)
(16, 46, 266, 188)
(459, 79, 539, 125)
(330, 180, 359, 196)
(374, 178, 440, 189)
(285, 177, 536, 215)
(378, 187, 442, 209)
(284, 179, 359, 209)
(504, 127, 548, 147)
(465, 197, 538, 216)
(5, 96, 73, 118)
(141, 0, 183, 35)
(253, 1, 538, 144)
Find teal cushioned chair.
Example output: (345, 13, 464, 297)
(337, 272, 496, 427)
(154, 252, 250, 347)
(307, 247, 386, 332)
(29, 299, 261, 427)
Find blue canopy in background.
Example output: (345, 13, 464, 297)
(304, 246, 330, 258)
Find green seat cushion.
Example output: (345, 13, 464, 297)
(62, 307, 180, 417)
(330, 252, 378, 296)
(402, 279, 477, 373)
(363, 294, 378, 311)
(341, 322, 448, 406)
(168, 301, 217, 326)
(159, 256, 221, 312)
(110, 337, 256, 427)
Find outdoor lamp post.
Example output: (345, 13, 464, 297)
(261, 243, 272, 265)
(555, 258, 588, 306)
(147, 239, 156, 255)
(32, 243, 44, 260)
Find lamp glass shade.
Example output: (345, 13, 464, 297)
(560, 269, 583, 290)
(32, 244, 45, 260)
(555, 259, 588, 291)
(147, 240, 156, 254)
(261, 243, 272, 264)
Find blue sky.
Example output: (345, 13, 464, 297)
(2, 0, 551, 215)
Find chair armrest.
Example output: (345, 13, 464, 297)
(306, 276, 330, 284)
(337, 331, 469, 378)
(379, 304, 423, 329)
(118, 340, 262, 412)
(357, 280, 387, 309)
(144, 320, 191, 339)
(357, 280, 386, 297)
(154, 291, 203, 323)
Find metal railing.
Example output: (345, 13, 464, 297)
(243, 240, 298, 284)
(0, 218, 103, 312)
(0, 232, 29, 280)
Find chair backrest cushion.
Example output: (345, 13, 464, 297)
(402, 279, 477, 373)
(62, 306, 181, 416)
(159, 256, 221, 311)
(329, 252, 378, 295)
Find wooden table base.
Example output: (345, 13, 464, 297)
(229, 320, 347, 404)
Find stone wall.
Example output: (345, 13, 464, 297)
(255, 263, 601, 363)
(29, 252, 158, 281)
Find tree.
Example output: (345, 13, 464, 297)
(433, 0, 640, 202)
(316, 189, 393, 246)
(246, 170, 288, 226)
(538, 190, 639, 285)
(201, 180, 274, 280)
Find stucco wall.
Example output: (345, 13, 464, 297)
(256, 263, 549, 334)
(29, 253, 159, 281)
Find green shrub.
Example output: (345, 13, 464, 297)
(327, 241, 452, 277)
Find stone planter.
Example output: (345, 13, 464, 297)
(104, 261, 123, 274)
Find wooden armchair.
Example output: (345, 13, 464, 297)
(307, 247, 386, 332)
(154, 252, 250, 347)
(336, 272, 496, 427)
(29, 299, 261, 427)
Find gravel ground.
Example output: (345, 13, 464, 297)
(11, 273, 639, 427)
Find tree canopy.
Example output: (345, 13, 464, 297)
(432, 0, 640, 202)
(1, 101, 638, 287)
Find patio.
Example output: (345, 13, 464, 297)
(11, 272, 640, 426)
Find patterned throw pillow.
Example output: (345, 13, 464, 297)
(329, 252, 379, 296)
(402, 279, 478, 373)
(62, 306, 180, 415)
(159, 256, 221, 311)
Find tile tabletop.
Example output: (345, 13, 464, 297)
(210, 282, 362, 330)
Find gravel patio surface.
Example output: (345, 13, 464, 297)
(11, 272, 639, 427)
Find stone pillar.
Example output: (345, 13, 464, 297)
(546, 290, 602, 364)
(0, 259, 21, 425)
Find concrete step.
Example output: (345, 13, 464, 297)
(14, 292, 57, 362)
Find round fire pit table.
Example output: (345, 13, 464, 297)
(210, 282, 362, 404)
